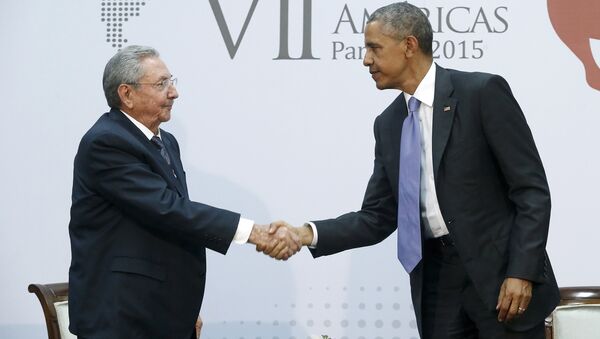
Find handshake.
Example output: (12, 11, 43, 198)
(248, 221, 313, 260)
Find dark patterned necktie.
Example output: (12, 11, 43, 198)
(151, 136, 177, 178)
(397, 96, 422, 273)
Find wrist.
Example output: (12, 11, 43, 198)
(297, 224, 314, 246)
(248, 224, 266, 245)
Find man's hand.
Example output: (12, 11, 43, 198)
(195, 316, 202, 338)
(496, 277, 533, 322)
(256, 221, 314, 258)
(248, 222, 302, 260)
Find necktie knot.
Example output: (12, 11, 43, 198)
(151, 136, 165, 149)
(408, 96, 421, 115)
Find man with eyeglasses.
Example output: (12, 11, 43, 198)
(68, 45, 299, 339)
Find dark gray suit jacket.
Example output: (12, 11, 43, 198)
(310, 65, 559, 332)
(69, 109, 239, 339)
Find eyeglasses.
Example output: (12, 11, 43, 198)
(128, 76, 177, 91)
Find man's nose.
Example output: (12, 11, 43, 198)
(363, 51, 373, 67)
(168, 86, 179, 99)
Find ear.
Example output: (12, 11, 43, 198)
(404, 35, 420, 57)
(117, 84, 134, 110)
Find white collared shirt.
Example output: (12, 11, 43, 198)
(121, 110, 158, 140)
(403, 63, 449, 239)
(307, 62, 449, 245)
(120, 110, 254, 244)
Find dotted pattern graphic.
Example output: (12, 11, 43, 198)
(204, 285, 419, 339)
(100, 1, 147, 49)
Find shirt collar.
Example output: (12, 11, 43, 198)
(120, 110, 161, 140)
(403, 62, 436, 108)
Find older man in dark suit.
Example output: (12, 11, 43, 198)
(267, 3, 559, 338)
(68, 45, 299, 339)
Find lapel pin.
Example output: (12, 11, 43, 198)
(443, 106, 451, 112)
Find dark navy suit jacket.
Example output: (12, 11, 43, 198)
(69, 109, 239, 339)
(309, 65, 559, 333)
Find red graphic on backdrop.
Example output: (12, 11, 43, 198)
(548, 0, 600, 90)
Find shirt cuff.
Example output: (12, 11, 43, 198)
(305, 222, 318, 248)
(233, 217, 254, 244)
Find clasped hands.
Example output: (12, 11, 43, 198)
(248, 221, 312, 260)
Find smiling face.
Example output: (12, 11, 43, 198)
(363, 21, 409, 91)
(119, 56, 179, 134)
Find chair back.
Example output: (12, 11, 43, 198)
(28, 282, 69, 339)
(546, 286, 600, 339)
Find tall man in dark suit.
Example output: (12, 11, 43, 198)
(266, 2, 559, 338)
(69, 45, 299, 339)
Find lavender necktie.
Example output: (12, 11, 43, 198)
(397, 96, 422, 273)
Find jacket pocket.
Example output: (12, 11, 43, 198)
(111, 256, 166, 282)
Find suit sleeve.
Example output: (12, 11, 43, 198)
(479, 75, 551, 283)
(78, 131, 239, 254)
(309, 116, 398, 257)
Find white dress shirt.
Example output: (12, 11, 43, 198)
(308, 62, 449, 245)
(403, 63, 449, 239)
(121, 110, 253, 244)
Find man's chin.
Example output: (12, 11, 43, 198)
(159, 111, 171, 122)
(374, 81, 388, 90)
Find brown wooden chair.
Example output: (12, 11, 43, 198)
(545, 286, 600, 339)
(28, 282, 202, 338)
(28, 282, 69, 339)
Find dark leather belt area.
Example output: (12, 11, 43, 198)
(427, 234, 454, 247)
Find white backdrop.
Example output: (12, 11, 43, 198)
(1, 1, 599, 338)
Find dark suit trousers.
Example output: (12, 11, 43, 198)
(420, 237, 545, 339)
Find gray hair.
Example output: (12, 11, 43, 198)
(102, 45, 160, 108)
(368, 2, 433, 56)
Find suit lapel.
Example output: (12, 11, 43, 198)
(160, 133, 187, 197)
(431, 65, 457, 177)
(109, 110, 185, 197)
(388, 94, 408, 199)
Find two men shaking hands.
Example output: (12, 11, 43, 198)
(249, 222, 313, 261)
